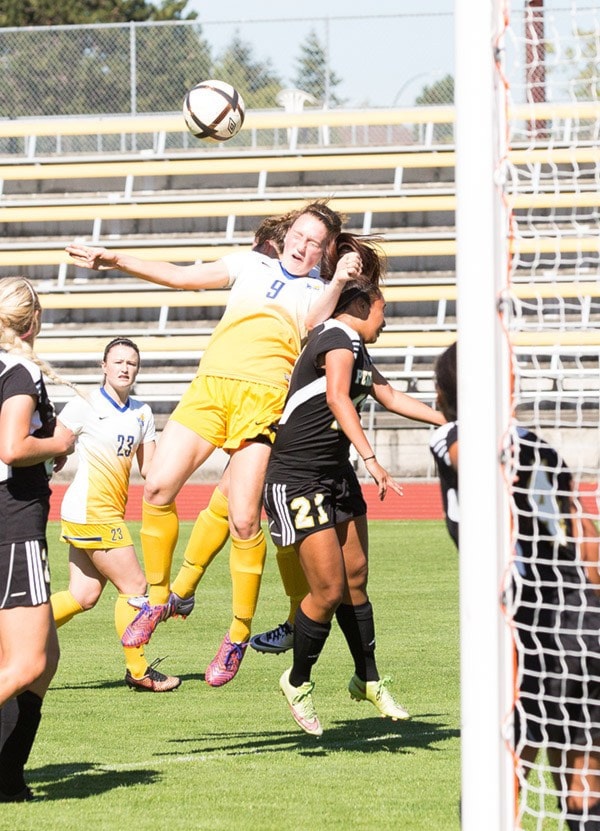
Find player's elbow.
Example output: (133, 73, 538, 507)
(0, 439, 23, 466)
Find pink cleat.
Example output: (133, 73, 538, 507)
(121, 598, 174, 648)
(205, 633, 248, 687)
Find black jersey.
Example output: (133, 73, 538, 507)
(0, 351, 56, 544)
(266, 320, 374, 484)
(432, 422, 596, 606)
(509, 426, 595, 607)
(429, 421, 459, 546)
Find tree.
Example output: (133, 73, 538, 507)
(0, 0, 196, 26)
(0, 24, 213, 117)
(212, 32, 282, 110)
(414, 74, 454, 142)
(292, 28, 344, 107)
(415, 74, 454, 106)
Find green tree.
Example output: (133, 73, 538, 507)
(292, 28, 344, 106)
(415, 74, 454, 106)
(213, 31, 282, 110)
(414, 74, 454, 142)
(0, 0, 196, 26)
(562, 30, 600, 100)
(0, 0, 212, 117)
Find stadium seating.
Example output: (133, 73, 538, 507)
(3, 103, 597, 435)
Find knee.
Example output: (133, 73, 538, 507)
(6, 651, 52, 693)
(76, 586, 103, 611)
(229, 511, 261, 541)
(143, 475, 163, 504)
(346, 562, 368, 593)
(315, 583, 344, 616)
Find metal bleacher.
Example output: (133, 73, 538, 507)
(3, 102, 599, 437)
(0, 106, 460, 428)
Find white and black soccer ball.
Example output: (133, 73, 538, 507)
(183, 79, 245, 142)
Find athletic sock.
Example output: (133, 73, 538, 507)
(0, 700, 19, 752)
(275, 544, 309, 625)
(289, 605, 331, 687)
(335, 601, 378, 682)
(140, 499, 178, 606)
(229, 529, 267, 643)
(115, 594, 149, 678)
(0, 691, 42, 796)
(50, 589, 84, 627)
(171, 487, 230, 599)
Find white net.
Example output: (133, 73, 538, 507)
(498, 3, 600, 829)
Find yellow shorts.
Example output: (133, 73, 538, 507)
(61, 520, 133, 550)
(170, 375, 285, 451)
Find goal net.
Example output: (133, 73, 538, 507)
(456, 2, 600, 830)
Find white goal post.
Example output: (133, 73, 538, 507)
(456, 2, 600, 829)
(454, 1, 513, 828)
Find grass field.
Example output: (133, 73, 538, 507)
(6, 520, 460, 831)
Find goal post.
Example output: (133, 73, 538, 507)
(456, 1, 600, 828)
(454, 1, 514, 828)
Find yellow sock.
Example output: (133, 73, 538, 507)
(229, 529, 267, 643)
(140, 499, 178, 606)
(115, 593, 149, 679)
(51, 590, 84, 627)
(275, 544, 309, 625)
(171, 487, 230, 599)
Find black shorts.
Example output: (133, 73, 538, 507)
(0, 539, 51, 609)
(513, 594, 600, 749)
(264, 468, 367, 547)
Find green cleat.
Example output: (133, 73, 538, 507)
(279, 668, 323, 737)
(348, 675, 410, 721)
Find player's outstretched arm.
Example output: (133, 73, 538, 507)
(65, 243, 230, 291)
(371, 366, 446, 426)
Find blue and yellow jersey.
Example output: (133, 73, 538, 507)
(58, 388, 155, 524)
(197, 251, 326, 391)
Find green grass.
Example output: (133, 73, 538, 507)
(5, 520, 460, 831)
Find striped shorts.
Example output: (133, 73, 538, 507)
(0, 539, 51, 609)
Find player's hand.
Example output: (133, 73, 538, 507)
(52, 455, 69, 473)
(332, 251, 362, 286)
(65, 242, 118, 271)
(54, 423, 76, 456)
(364, 457, 403, 501)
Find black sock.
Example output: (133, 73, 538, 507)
(335, 601, 378, 682)
(0, 699, 19, 752)
(0, 691, 42, 796)
(289, 606, 331, 687)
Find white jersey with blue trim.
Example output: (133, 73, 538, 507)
(197, 250, 327, 391)
(58, 387, 155, 524)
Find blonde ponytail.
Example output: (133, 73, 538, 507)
(0, 276, 80, 394)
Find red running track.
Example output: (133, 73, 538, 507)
(48, 482, 445, 522)
(48, 481, 600, 523)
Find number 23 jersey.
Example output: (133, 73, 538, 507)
(58, 388, 156, 524)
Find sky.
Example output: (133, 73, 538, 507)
(185, 2, 580, 108)
(186, 2, 455, 108)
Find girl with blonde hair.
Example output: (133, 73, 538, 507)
(0, 276, 75, 801)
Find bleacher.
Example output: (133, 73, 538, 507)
(2, 103, 599, 450)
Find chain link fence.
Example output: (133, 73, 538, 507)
(0, 13, 455, 118)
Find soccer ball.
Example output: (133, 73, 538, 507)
(182, 79, 245, 142)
